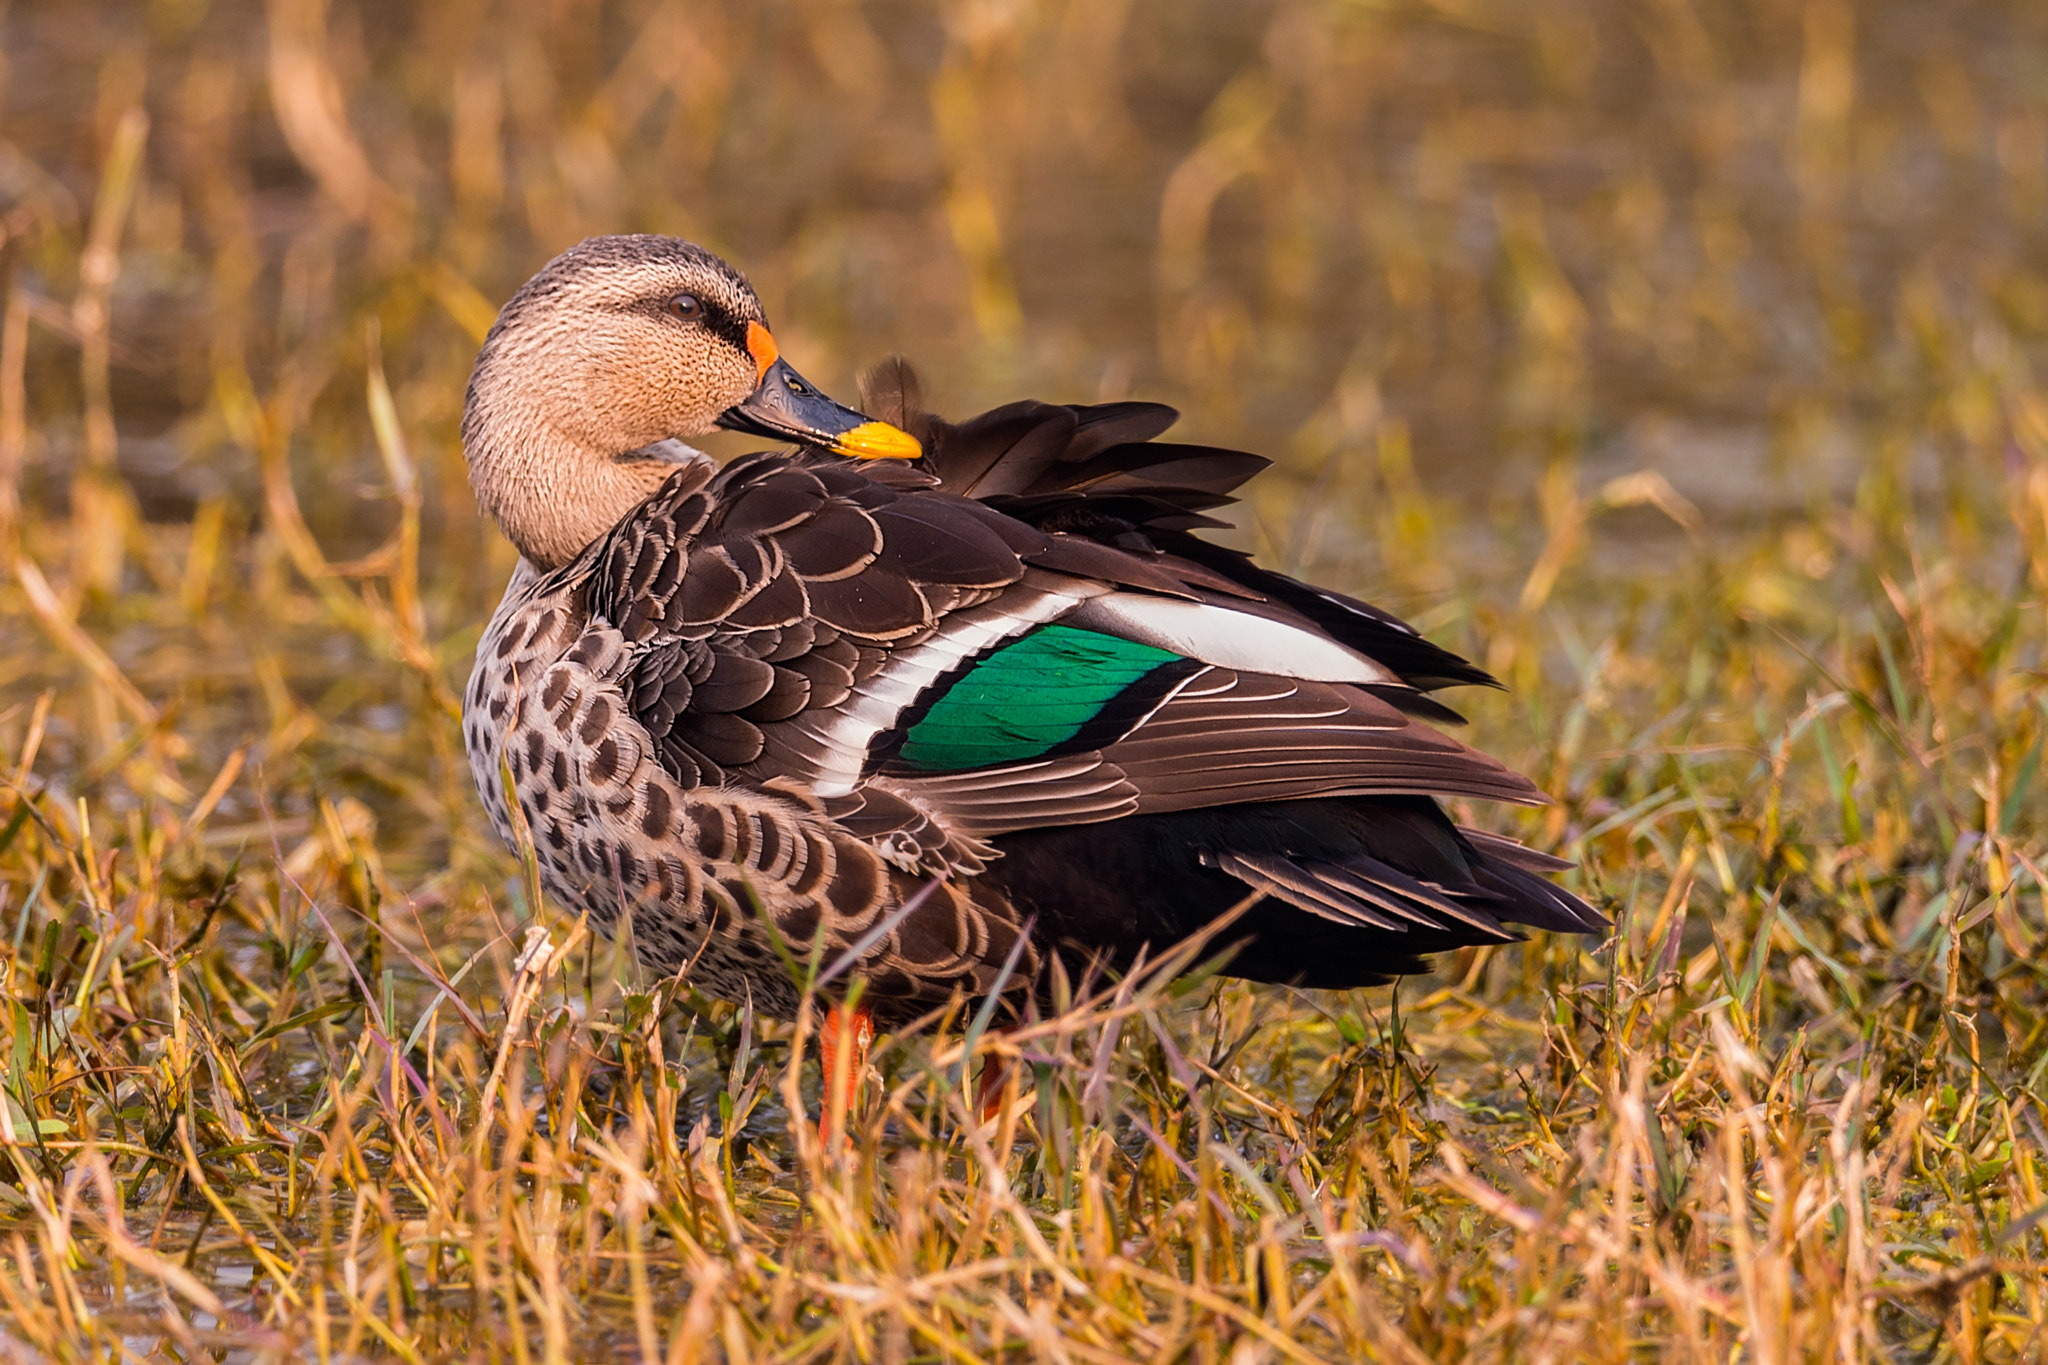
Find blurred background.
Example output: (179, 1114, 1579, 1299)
(9, 0, 2046, 528)
(1, 0, 2045, 886)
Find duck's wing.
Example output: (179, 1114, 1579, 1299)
(586, 452, 1517, 827)
(864, 659, 1541, 834)
(833, 617, 1597, 937)
(858, 359, 1495, 703)
(579, 448, 1594, 942)
(849, 367, 1598, 939)
(589, 453, 1039, 793)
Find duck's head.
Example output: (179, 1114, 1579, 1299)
(463, 235, 920, 569)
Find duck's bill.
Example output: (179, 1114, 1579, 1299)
(715, 357, 922, 460)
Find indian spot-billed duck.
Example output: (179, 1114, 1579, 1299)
(460, 235, 1605, 1136)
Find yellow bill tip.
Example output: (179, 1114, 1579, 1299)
(834, 420, 923, 461)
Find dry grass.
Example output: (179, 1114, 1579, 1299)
(0, 0, 2046, 1359)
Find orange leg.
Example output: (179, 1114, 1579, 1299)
(819, 1002, 874, 1146)
(973, 1044, 1012, 1125)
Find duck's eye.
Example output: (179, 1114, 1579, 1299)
(667, 294, 702, 321)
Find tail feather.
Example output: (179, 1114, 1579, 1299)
(1472, 860, 1608, 934)
(1210, 851, 1415, 933)
(1206, 830, 1602, 945)
(1459, 825, 1577, 874)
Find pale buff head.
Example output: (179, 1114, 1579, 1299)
(462, 236, 769, 569)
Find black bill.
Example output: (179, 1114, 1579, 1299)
(715, 357, 922, 460)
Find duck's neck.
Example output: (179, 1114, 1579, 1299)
(464, 388, 700, 572)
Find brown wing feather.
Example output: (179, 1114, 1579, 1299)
(592, 455, 1055, 800)
(876, 667, 1541, 843)
(852, 358, 1494, 693)
(1106, 671, 1543, 810)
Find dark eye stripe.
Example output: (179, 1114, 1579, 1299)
(644, 291, 756, 361)
(699, 299, 753, 357)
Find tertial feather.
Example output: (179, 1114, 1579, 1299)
(1063, 595, 1400, 685)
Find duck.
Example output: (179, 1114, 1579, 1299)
(460, 235, 1604, 1134)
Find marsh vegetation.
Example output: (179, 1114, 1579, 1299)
(1, 0, 2046, 1358)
